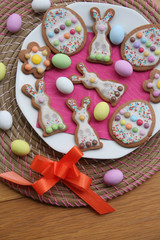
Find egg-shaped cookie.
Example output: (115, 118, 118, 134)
(109, 100, 155, 148)
(42, 7, 87, 56)
(121, 24, 160, 71)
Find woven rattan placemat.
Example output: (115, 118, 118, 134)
(0, 0, 160, 208)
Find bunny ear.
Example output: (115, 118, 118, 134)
(66, 98, 78, 112)
(35, 79, 45, 93)
(90, 7, 101, 21)
(21, 84, 36, 98)
(104, 9, 115, 22)
(82, 97, 91, 109)
(77, 62, 88, 75)
(69, 75, 82, 83)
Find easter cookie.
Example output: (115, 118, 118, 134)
(66, 97, 103, 151)
(22, 79, 68, 137)
(121, 24, 160, 71)
(87, 7, 115, 65)
(109, 100, 155, 148)
(143, 69, 160, 103)
(19, 42, 52, 79)
(42, 7, 87, 56)
(69, 62, 127, 107)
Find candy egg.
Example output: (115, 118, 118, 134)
(11, 139, 30, 156)
(0, 62, 6, 81)
(109, 25, 125, 45)
(56, 77, 74, 94)
(52, 54, 71, 69)
(115, 60, 133, 77)
(0, 111, 13, 130)
(94, 102, 110, 121)
(7, 14, 22, 33)
(32, 0, 51, 12)
(103, 169, 123, 186)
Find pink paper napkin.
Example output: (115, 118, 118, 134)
(37, 32, 151, 140)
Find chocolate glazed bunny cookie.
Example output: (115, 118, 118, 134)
(22, 79, 68, 137)
(66, 97, 103, 151)
(87, 7, 115, 65)
(69, 63, 127, 107)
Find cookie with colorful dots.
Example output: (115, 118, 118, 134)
(19, 42, 52, 79)
(109, 100, 155, 148)
(143, 69, 160, 103)
(121, 24, 160, 71)
(42, 7, 87, 56)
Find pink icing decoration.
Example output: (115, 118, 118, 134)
(147, 82, 153, 88)
(139, 130, 145, 136)
(120, 109, 125, 115)
(71, 17, 77, 23)
(37, 32, 151, 140)
(39, 97, 44, 103)
(59, 36, 64, 42)
(99, 25, 105, 31)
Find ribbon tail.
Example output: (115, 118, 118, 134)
(32, 177, 60, 195)
(64, 181, 115, 215)
(0, 171, 32, 186)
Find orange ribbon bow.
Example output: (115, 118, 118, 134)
(0, 146, 115, 215)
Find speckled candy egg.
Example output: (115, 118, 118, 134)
(94, 102, 110, 121)
(115, 60, 133, 77)
(56, 77, 74, 94)
(32, 0, 51, 12)
(109, 25, 125, 45)
(11, 140, 30, 156)
(0, 62, 6, 81)
(52, 54, 71, 69)
(0, 111, 13, 130)
(7, 14, 22, 33)
(103, 169, 123, 186)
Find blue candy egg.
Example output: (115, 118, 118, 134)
(109, 25, 125, 45)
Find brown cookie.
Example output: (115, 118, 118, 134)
(121, 24, 160, 71)
(69, 62, 127, 107)
(22, 79, 68, 137)
(42, 6, 87, 56)
(87, 7, 115, 65)
(19, 42, 52, 79)
(66, 96, 103, 152)
(143, 69, 160, 103)
(109, 99, 155, 148)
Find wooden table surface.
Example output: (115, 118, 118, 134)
(1, 1, 160, 239)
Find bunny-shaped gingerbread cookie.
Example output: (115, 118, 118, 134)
(66, 96, 103, 151)
(87, 7, 115, 65)
(22, 79, 68, 137)
(69, 63, 127, 107)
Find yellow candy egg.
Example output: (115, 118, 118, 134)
(157, 80, 160, 89)
(120, 119, 126, 125)
(11, 139, 30, 156)
(75, 25, 82, 32)
(32, 54, 42, 65)
(94, 102, 109, 121)
(0, 62, 6, 81)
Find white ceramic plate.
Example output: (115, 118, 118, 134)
(16, 2, 160, 159)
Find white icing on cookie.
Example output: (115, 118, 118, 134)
(112, 101, 153, 144)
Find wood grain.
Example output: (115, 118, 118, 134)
(1, 1, 160, 239)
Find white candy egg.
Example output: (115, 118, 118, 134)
(0, 111, 13, 130)
(32, 0, 51, 12)
(56, 77, 74, 94)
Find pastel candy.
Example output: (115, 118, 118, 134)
(52, 54, 71, 69)
(0, 62, 6, 81)
(103, 169, 123, 186)
(32, 0, 51, 12)
(109, 25, 125, 45)
(94, 102, 109, 121)
(115, 60, 133, 77)
(7, 14, 22, 33)
(11, 139, 30, 156)
(56, 77, 74, 94)
(0, 111, 13, 130)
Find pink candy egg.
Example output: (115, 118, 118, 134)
(115, 60, 133, 77)
(103, 169, 123, 186)
(7, 14, 22, 33)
